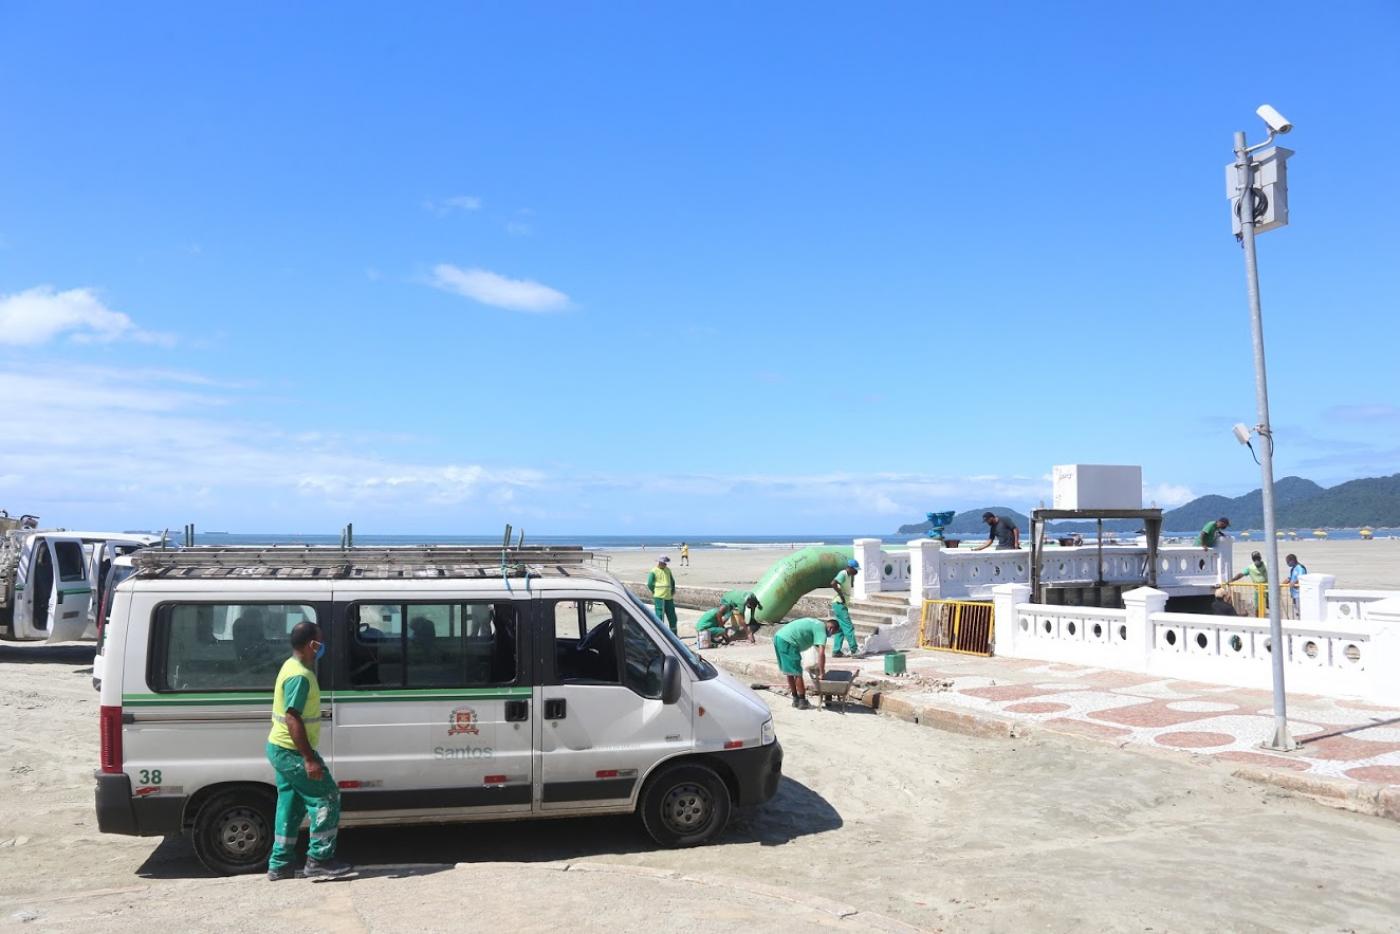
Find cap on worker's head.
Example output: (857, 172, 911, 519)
(847, 559, 860, 570)
(982, 511, 996, 520)
(1251, 551, 1262, 561)
(658, 555, 670, 564)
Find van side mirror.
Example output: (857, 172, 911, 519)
(660, 656, 682, 705)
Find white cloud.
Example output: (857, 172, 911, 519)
(429, 264, 571, 313)
(425, 195, 482, 215)
(0, 286, 175, 347)
(1144, 482, 1197, 507)
(505, 220, 532, 237)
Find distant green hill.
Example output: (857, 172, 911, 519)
(893, 473, 1400, 539)
(1162, 474, 1400, 530)
(1163, 477, 1324, 530)
(898, 507, 1030, 537)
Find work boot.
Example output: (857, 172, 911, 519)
(267, 867, 296, 882)
(300, 858, 355, 880)
(833, 651, 847, 658)
(795, 697, 813, 711)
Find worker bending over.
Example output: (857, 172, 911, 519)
(721, 589, 763, 643)
(694, 603, 733, 648)
(772, 616, 839, 710)
(829, 559, 860, 658)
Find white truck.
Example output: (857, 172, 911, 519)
(0, 514, 165, 642)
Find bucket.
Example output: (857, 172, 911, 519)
(884, 652, 907, 675)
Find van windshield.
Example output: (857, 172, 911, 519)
(625, 590, 715, 680)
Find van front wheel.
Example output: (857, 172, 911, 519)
(191, 788, 275, 876)
(640, 764, 731, 848)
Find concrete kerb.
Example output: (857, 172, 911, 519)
(707, 653, 1400, 825)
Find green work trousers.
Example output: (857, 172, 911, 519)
(266, 742, 340, 872)
(831, 602, 857, 654)
(653, 598, 678, 634)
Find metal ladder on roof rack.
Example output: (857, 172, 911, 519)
(130, 545, 597, 579)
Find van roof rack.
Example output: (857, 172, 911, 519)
(131, 545, 600, 580)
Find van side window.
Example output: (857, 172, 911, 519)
(621, 617, 664, 698)
(551, 600, 620, 684)
(54, 542, 86, 582)
(349, 602, 518, 690)
(153, 603, 318, 692)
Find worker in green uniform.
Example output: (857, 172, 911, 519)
(694, 604, 732, 648)
(266, 621, 352, 880)
(1199, 516, 1230, 551)
(721, 589, 763, 643)
(829, 559, 860, 658)
(647, 555, 679, 634)
(773, 616, 839, 710)
(1230, 551, 1268, 584)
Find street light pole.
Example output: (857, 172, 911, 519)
(1233, 129, 1297, 752)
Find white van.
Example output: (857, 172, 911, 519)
(94, 546, 782, 874)
(1, 530, 164, 642)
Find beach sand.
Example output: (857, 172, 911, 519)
(600, 538, 1400, 592)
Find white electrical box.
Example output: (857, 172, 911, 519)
(1052, 465, 1143, 511)
(1226, 146, 1293, 236)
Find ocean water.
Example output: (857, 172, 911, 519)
(174, 528, 1398, 549)
(184, 532, 876, 550)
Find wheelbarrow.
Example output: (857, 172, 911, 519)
(807, 668, 860, 713)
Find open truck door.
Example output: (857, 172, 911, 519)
(46, 536, 95, 641)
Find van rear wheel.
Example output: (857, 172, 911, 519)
(640, 764, 731, 847)
(191, 788, 275, 876)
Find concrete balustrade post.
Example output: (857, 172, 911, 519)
(906, 538, 943, 607)
(1362, 597, 1400, 705)
(1298, 573, 1334, 623)
(1122, 586, 1168, 673)
(991, 583, 1031, 657)
(852, 538, 884, 597)
(1215, 545, 1234, 584)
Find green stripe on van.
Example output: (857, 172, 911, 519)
(122, 686, 531, 706)
(61, 588, 93, 595)
(332, 687, 531, 703)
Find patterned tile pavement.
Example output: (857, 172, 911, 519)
(705, 639, 1400, 791)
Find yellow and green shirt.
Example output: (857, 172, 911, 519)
(647, 566, 676, 600)
(268, 656, 320, 751)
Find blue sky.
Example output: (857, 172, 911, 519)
(2, 2, 1398, 534)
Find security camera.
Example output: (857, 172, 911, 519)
(1256, 104, 1293, 134)
(1232, 423, 1252, 445)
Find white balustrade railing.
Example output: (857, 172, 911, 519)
(892, 540, 1229, 602)
(1324, 589, 1394, 622)
(989, 582, 1399, 703)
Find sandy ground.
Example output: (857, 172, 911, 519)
(604, 539, 1400, 591)
(3, 642, 1400, 932)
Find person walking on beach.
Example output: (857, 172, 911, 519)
(974, 512, 1020, 551)
(1199, 517, 1230, 551)
(647, 556, 679, 634)
(829, 560, 860, 658)
(679, 542, 690, 566)
(1286, 553, 1308, 612)
(266, 622, 352, 880)
(722, 590, 763, 643)
(772, 616, 839, 710)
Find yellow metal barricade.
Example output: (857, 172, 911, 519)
(1226, 581, 1297, 620)
(919, 599, 995, 655)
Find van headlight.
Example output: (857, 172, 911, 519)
(761, 717, 775, 746)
